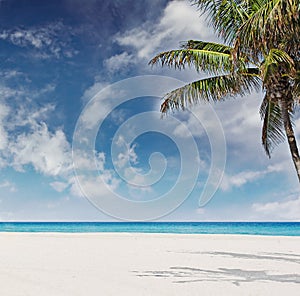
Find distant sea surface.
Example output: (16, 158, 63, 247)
(0, 222, 299, 236)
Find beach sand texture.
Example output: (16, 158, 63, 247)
(0, 233, 299, 295)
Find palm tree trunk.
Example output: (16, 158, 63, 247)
(280, 98, 300, 182)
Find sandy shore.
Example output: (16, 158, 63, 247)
(0, 233, 299, 295)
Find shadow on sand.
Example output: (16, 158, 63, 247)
(133, 251, 300, 285)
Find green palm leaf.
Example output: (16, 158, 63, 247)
(261, 49, 296, 84)
(182, 40, 232, 53)
(260, 94, 285, 157)
(191, 0, 254, 44)
(149, 46, 233, 74)
(161, 71, 260, 113)
(236, 0, 299, 56)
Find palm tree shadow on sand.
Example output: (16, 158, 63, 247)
(133, 251, 300, 286)
(133, 266, 300, 286)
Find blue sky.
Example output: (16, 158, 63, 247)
(0, 0, 299, 221)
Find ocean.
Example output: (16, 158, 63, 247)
(0, 222, 299, 236)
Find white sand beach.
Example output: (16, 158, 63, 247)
(0, 233, 299, 295)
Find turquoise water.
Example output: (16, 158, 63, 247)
(0, 222, 299, 236)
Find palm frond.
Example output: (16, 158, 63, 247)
(149, 46, 233, 74)
(235, 0, 299, 56)
(182, 40, 232, 54)
(260, 93, 285, 157)
(161, 71, 261, 113)
(293, 71, 300, 102)
(261, 49, 296, 84)
(191, 0, 254, 44)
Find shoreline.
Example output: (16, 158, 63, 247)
(1, 232, 299, 295)
(0, 231, 300, 238)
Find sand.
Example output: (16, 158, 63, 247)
(0, 232, 299, 295)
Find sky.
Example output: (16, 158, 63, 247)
(0, 0, 299, 221)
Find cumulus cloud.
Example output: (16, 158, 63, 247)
(9, 122, 72, 176)
(0, 82, 76, 193)
(115, 0, 215, 60)
(11, 103, 55, 130)
(102, 0, 216, 75)
(1, 90, 119, 199)
(0, 79, 66, 173)
(0, 78, 150, 201)
(104, 52, 134, 75)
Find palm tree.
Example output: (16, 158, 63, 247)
(150, 0, 300, 181)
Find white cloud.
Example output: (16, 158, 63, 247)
(113, 136, 138, 170)
(214, 91, 300, 184)
(104, 52, 134, 75)
(69, 176, 85, 198)
(0, 102, 9, 151)
(11, 103, 55, 129)
(220, 165, 284, 191)
(220, 170, 264, 191)
(102, 0, 216, 75)
(0, 79, 164, 201)
(0, 81, 71, 180)
(79, 85, 125, 129)
(73, 150, 105, 171)
(127, 183, 154, 201)
(81, 80, 109, 103)
(0, 70, 23, 79)
(252, 195, 300, 220)
(172, 105, 216, 139)
(115, 0, 215, 60)
(0, 21, 78, 59)
(216, 93, 262, 148)
(73, 173, 120, 199)
(50, 181, 69, 192)
(0, 84, 23, 100)
(9, 122, 72, 177)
